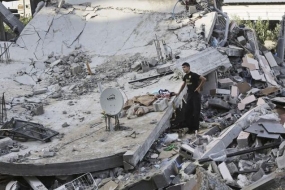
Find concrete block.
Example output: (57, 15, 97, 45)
(33, 88, 48, 95)
(152, 155, 180, 189)
(157, 66, 171, 74)
(208, 98, 230, 110)
(71, 65, 82, 75)
(228, 96, 238, 105)
(153, 98, 168, 112)
(264, 52, 278, 67)
(276, 152, 285, 169)
(43, 151, 55, 158)
(141, 61, 150, 72)
(179, 144, 195, 159)
(231, 86, 239, 97)
(237, 131, 250, 148)
(218, 78, 233, 89)
(0, 137, 13, 150)
(227, 162, 238, 175)
(188, 6, 197, 14)
(218, 162, 233, 182)
(210, 89, 231, 95)
(251, 168, 265, 182)
(237, 36, 246, 45)
(32, 104, 44, 116)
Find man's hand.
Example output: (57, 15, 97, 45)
(194, 87, 200, 93)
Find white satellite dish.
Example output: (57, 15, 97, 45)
(100, 88, 124, 116)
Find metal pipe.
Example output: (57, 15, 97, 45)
(213, 0, 229, 47)
(172, 0, 181, 20)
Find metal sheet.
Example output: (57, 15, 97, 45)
(261, 122, 285, 134)
(244, 123, 280, 139)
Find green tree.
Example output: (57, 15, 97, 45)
(232, 15, 280, 44)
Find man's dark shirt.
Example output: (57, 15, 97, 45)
(183, 71, 200, 96)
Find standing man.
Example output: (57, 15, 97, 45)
(176, 62, 206, 133)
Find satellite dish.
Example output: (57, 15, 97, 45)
(100, 88, 124, 116)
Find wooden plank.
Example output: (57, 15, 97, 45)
(123, 88, 186, 169)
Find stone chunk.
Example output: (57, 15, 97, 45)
(33, 88, 48, 95)
(43, 151, 55, 158)
(227, 162, 238, 176)
(251, 168, 265, 182)
(218, 78, 233, 89)
(237, 36, 246, 45)
(32, 104, 44, 116)
(0, 137, 13, 150)
(218, 162, 233, 182)
(208, 98, 230, 110)
(237, 131, 250, 148)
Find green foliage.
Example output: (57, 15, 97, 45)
(232, 15, 280, 44)
(4, 16, 32, 34)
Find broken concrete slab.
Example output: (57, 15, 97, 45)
(264, 52, 278, 68)
(260, 86, 279, 96)
(227, 162, 238, 176)
(218, 162, 234, 182)
(14, 75, 37, 86)
(195, 12, 217, 43)
(175, 48, 231, 77)
(123, 90, 186, 171)
(237, 82, 251, 94)
(242, 56, 259, 71)
(208, 98, 230, 110)
(251, 168, 265, 182)
(241, 95, 256, 105)
(152, 155, 180, 189)
(241, 171, 279, 190)
(202, 104, 270, 159)
(250, 70, 265, 81)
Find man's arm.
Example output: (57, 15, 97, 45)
(176, 81, 186, 96)
(195, 75, 206, 93)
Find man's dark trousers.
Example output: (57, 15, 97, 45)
(185, 92, 201, 132)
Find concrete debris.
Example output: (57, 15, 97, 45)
(1, 1, 285, 190)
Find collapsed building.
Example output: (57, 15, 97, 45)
(0, 0, 285, 189)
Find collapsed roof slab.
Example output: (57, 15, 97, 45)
(10, 3, 187, 62)
(174, 47, 232, 76)
(0, 79, 183, 176)
(66, 0, 185, 13)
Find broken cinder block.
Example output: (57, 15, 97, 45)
(179, 144, 195, 160)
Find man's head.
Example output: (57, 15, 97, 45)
(182, 62, 190, 73)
